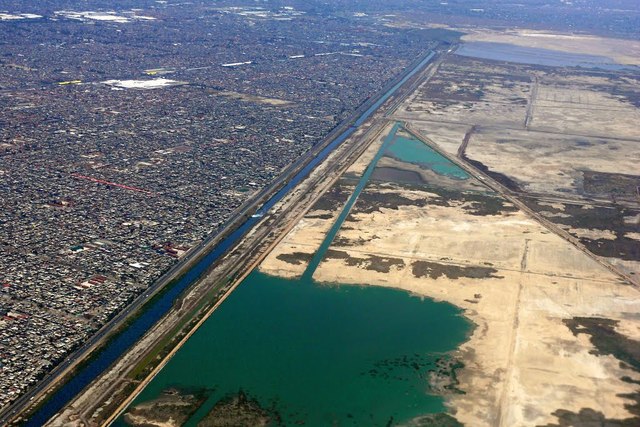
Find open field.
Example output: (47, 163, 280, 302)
(465, 129, 640, 198)
(394, 55, 533, 127)
(313, 191, 640, 426)
(531, 76, 640, 139)
(390, 47, 640, 281)
(260, 117, 640, 426)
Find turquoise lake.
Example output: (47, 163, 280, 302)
(120, 124, 471, 426)
(123, 271, 470, 426)
(385, 133, 470, 180)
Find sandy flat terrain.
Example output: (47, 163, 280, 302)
(464, 128, 640, 197)
(313, 184, 639, 426)
(389, 47, 640, 282)
(531, 84, 640, 139)
(261, 34, 640, 426)
(394, 56, 532, 128)
(260, 119, 640, 425)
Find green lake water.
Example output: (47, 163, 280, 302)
(385, 134, 470, 180)
(124, 272, 469, 426)
(119, 124, 471, 426)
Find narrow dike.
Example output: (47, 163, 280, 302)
(21, 51, 437, 426)
(302, 122, 401, 280)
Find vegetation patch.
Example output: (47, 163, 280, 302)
(371, 166, 426, 185)
(352, 182, 514, 217)
(333, 235, 375, 247)
(351, 188, 428, 213)
(325, 249, 405, 273)
(124, 387, 208, 426)
(310, 180, 354, 212)
(462, 155, 522, 192)
(408, 413, 464, 427)
(276, 252, 313, 266)
(365, 353, 435, 381)
(305, 211, 334, 220)
(541, 407, 640, 427)
(197, 390, 278, 427)
(412, 260, 502, 280)
(428, 357, 466, 395)
(525, 199, 640, 261)
(563, 317, 640, 372)
(582, 170, 640, 201)
(545, 318, 640, 427)
(458, 193, 518, 216)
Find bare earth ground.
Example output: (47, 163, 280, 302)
(260, 41, 640, 425)
(393, 50, 640, 279)
(309, 185, 640, 426)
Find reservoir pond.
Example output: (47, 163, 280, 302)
(120, 124, 472, 426)
(456, 41, 633, 70)
(122, 271, 470, 426)
(385, 133, 470, 180)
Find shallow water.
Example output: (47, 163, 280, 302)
(457, 41, 632, 70)
(122, 271, 470, 426)
(385, 134, 470, 180)
(119, 124, 471, 426)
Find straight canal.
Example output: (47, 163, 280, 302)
(116, 123, 472, 426)
(23, 51, 437, 426)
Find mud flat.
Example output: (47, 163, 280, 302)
(123, 388, 207, 427)
(262, 122, 640, 426)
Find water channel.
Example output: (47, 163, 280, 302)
(24, 51, 436, 426)
(119, 123, 471, 426)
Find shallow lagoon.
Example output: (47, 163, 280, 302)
(457, 41, 632, 70)
(120, 125, 472, 426)
(123, 271, 470, 426)
(385, 134, 470, 180)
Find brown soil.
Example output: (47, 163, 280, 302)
(541, 318, 640, 427)
(462, 155, 522, 192)
(308, 179, 354, 213)
(582, 170, 640, 201)
(524, 198, 640, 261)
(275, 252, 313, 266)
(371, 166, 425, 185)
(563, 317, 640, 372)
(124, 388, 207, 427)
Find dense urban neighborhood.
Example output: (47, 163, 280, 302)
(1, 0, 639, 423)
(0, 1, 441, 410)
